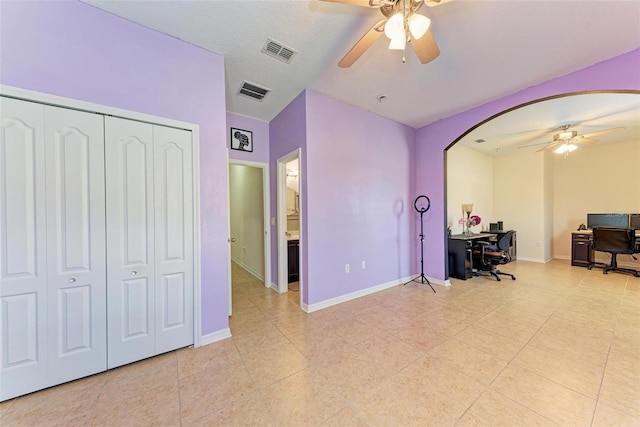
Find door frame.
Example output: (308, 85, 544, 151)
(227, 159, 272, 313)
(0, 84, 203, 347)
(277, 149, 302, 305)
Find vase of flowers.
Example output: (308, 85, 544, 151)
(459, 214, 482, 236)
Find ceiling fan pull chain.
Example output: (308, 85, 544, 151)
(403, 0, 408, 63)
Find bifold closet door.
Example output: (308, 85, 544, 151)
(0, 97, 106, 400)
(0, 98, 49, 400)
(105, 117, 156, 368)
(105, 117, 193, 369)
(152, 125, 193, 355)
(44, 106, 106, 385)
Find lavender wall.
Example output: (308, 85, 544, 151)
(227, 112, 270, 163)
(0, 1, 230, 335)
(416, 48, 640, 281)
(269, 91, 308, 301)
(305, 90, 416, 304)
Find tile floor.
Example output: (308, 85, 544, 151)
(1, 260, 639, 426)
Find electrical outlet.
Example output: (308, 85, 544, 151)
(361, 260, 366, 269)
(536, 241, 542, 247)
(345, 264, 350, 273)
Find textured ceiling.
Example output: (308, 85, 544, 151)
(456, 92, 640, 157)
(83, 1, 640, 137)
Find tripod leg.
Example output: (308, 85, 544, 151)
(420, 274, 436, 293)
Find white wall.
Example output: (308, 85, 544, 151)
(494, 150, 546, 262)
(552, 140, 640, 264)
(543, 150, 554, 261)
(229, 164, 265, 280)
(446, 146, 493, 235)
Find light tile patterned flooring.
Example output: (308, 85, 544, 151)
(1, 260, 639, 426)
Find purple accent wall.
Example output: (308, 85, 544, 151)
(415, 48, 640, 281)
(1, 1, 230, 335)
(227, 113, 270, 163)
(269, 91, 307, 302)
(304, 90, 416, 305)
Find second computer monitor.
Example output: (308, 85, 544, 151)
(587, 213, 629, 229)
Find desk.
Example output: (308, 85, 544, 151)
(448, 233, 496, 280)
(571, 230, 640, 267)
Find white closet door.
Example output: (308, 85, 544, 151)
(44, 106, 106, 385)
(0, 98, 48, 401)
(105, 117, 156, 369)
(153, 126, 193, 353)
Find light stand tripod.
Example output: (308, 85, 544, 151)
(404, 195, 435, 293)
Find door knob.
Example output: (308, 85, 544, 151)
(69, 277, 77, 283)
(229, 238, 237, 243)
(131, 271, 138, 276)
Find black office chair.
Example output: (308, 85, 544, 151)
(589, 227, 639, 277)
(472, 230, 516, 281)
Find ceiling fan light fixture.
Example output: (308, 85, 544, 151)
(389, 35, 406, 50)
(556, 143, 578, 154)
(384, 12, 404, 40)
(554, 130, 577, 141)
(409, 13, 431, 40)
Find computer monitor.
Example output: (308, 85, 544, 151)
(630, 213, 640, 230)
(587, 213, 629, 229)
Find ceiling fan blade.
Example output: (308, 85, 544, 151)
(580, 127, 624, 139)
(410, 29, 440, 64)
(535, 142, 560, 153)
(321, 0, 381, 7)
(519, 139, 554, 149)
(577, 138, 598, 144)
(338, 19, 386, 68)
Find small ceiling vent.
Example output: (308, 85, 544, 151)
(261, 38, 297, 63)
(237, 81, 270, 102)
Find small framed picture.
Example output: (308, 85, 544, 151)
(230, 128, 253, 152)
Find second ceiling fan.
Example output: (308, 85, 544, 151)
(323, 0, 453, 67)
(519, 124, 625, 154)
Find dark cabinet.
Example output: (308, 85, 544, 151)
(448, 238, 473, 280)
(288, 239, 299, 283)
(571, 232, 592, 267)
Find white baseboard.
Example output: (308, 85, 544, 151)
(231, 258, 264, 282)
(303, 274, 446, 314)
(516, 256, 549, 263)
(199, 328, 231, 347)
(270, 281, 279, 292)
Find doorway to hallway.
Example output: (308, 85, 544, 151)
(228, 160, 271, 315)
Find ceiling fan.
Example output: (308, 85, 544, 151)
(519, 124, 625, 154)
(322, 0, 453, 67)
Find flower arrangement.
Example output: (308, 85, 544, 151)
(459, 215, 482, 235)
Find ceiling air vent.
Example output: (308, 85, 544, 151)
(237, 81, 270, 102)
(261, 38, 297, 64)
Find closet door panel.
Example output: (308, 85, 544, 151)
(44, 106, 106, 385)
(0, 98, 48, 400)
(153, 125, 193, 353)
(105, 116, 155, 368)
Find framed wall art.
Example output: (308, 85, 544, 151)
(230, 127, 253, 152)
